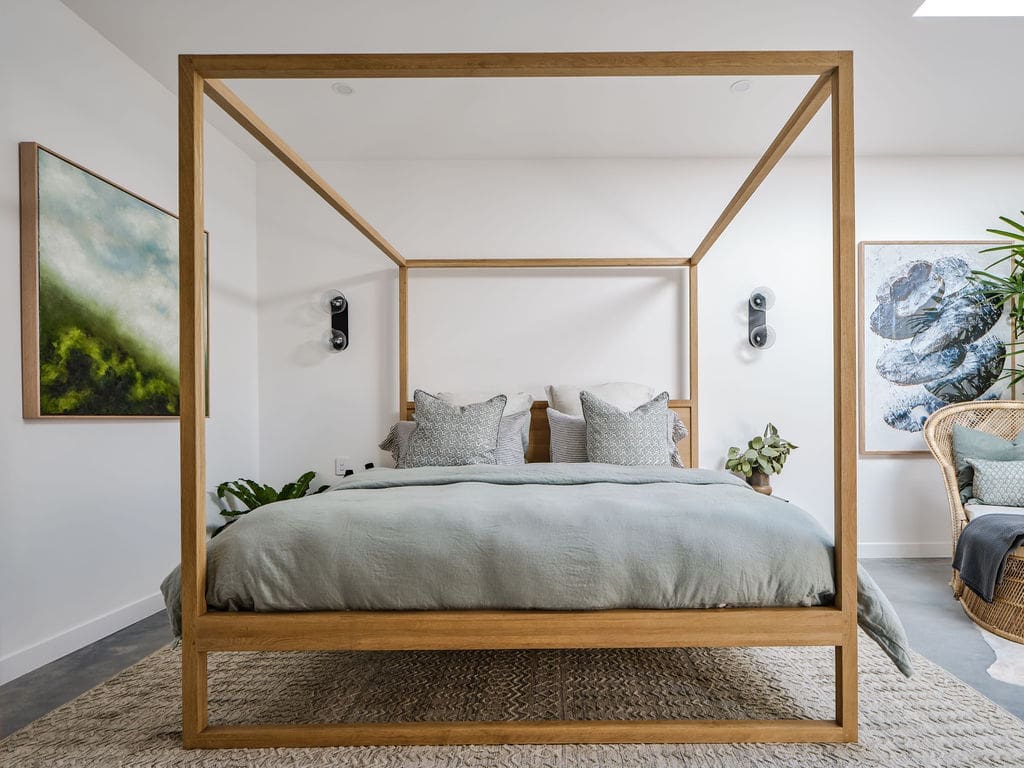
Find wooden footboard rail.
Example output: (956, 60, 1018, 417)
(184, 607, 856, 748)
(178, 51, 857, 748)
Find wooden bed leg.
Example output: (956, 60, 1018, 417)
(179, 52, 209, 750)
(835, 642, 858, 741)
(182, 646, 208, 748)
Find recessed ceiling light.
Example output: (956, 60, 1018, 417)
(915, 0, 1024, 16)
(730, 80, 752, 93)
(330, 82, 355, 95)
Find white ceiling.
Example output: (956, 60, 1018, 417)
(61, 0, 1023, 160)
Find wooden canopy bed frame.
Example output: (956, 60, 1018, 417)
(177, 51, 856, 749)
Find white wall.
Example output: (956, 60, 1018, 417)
(256, 153, 1024, 557)
(0, 0, 260, 683)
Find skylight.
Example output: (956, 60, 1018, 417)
(915, 0, 1024, 16)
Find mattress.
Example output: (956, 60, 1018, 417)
(161, 463, 912, 674)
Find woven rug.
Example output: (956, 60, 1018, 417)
(2, 631, 1023, 767)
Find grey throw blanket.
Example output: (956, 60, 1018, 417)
(953, 513, 1024, 602)
(163, 464, 912, 675)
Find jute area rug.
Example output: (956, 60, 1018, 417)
(2, 630, 1022, 767)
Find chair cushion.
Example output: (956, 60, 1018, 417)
(966, 458, 1024, 507)
(952, 424, 1024, 501)
(964, 501, 1024, 521)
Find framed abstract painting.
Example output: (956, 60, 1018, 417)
(859, 241, 1014, 455)
(19, 142, 208, 418)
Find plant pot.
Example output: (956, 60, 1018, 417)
(747, 471, 773, 495)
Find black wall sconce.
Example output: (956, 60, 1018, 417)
(327, 290, 349, 351)
(747, 286, 776, 349)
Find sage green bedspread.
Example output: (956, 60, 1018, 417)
(162, 464, 912, 675)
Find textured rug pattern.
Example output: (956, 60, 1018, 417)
(2, 631, 1023, 767)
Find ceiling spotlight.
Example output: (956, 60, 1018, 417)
(730, 80, 752, 93)
(331, 82, 355, 95)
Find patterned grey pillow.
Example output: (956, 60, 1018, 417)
(580, 391, 671, 466)
(381, 409, 531, 467)
(547, 406, 687, 465)
(401, 391, 506, 468)
(966, 458, 1024, 506)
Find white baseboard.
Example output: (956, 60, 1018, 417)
(858, 541, 950, 559)
(0, 592, 165, 685)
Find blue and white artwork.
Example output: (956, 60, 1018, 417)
(860, 242, 1013, 454)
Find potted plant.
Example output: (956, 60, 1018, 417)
(213, 470, 329, 536)
(968, 211, 1024, 391)
(725, 423, 797, 495)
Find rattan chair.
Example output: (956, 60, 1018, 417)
(924, 400, 1024, 643)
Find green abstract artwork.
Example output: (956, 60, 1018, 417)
(28, 146, 206, 417)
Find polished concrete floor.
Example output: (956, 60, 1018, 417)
(0, 611, 170, 738)
(863, 558, 1023, 720)
(0, 558, 1020, 739)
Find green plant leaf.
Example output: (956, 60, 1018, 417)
(996, 216, 1024, 236)
(987, 228, 1024, 243)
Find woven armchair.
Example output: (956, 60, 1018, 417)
(924, 401, 1024, 643)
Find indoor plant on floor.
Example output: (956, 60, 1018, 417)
(725, 423, 797, 495)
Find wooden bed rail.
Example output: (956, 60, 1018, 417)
(196, 606, 846, 652)
(179, 50, 857, 748)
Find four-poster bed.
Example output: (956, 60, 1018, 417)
(177, 51, 857, 748)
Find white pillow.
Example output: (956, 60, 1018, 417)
(437, 390, 533, 416)
(545, 382, 655, 418)
(964, 501, 1024, 521)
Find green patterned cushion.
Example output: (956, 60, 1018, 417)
(403, 390, 506, 468)
(966, 458, 1024, 507)
(952, 425, 1024, 501)
(581, 391, 670, 466)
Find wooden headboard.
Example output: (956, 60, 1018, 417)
(406, 399, 694, 468)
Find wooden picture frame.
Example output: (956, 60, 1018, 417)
(19, 142, 209, 419)
(858, 241, 1014, 456)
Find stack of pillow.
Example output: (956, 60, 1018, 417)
(379, 382, 688, 468)
(952, 424, 1024, 520)
(546, 383, 688, 467)
(379, 390, 533, 468)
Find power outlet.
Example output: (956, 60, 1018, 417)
(334, 456, 349, 476)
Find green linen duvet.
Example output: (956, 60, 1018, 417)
(162, 464, 912, 675)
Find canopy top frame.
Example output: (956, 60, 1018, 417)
(177, 49, 856, 749)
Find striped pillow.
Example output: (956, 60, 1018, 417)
(547, 407, 588, 462)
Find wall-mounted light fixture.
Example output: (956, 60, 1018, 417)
(327, 290, 349, 351)
(748, 287, 776, 349)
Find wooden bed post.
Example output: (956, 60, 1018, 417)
(688, 264, 699, 463)
(831, 52, 858, 739)
(398, 265, 409, 419)
(178, 54, 208, 748)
